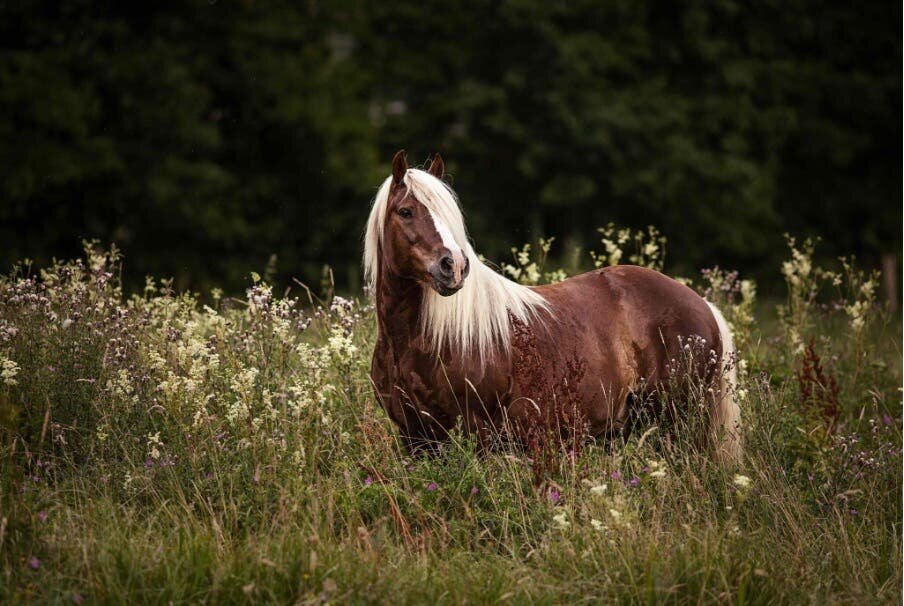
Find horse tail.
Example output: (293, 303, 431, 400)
(706, 302, 742, 464)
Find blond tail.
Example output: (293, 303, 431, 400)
(706, 302, 742, 463)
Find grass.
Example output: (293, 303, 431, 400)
(0, 238, 900, 604)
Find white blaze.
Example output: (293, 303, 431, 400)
(429, 209, 466, 283)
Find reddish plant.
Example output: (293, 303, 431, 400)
(796, 339, 840, 434)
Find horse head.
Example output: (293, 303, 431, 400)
(380, 150, 470, 296)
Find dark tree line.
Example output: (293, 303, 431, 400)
(1, 1, 900, 293)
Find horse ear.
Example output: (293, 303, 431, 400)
(391, 150, 408, 185)
(427, 153, 445, 179)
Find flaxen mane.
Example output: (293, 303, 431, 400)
(364, 169, 549, 360)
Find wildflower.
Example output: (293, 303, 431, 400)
(72, 593, 85, 604)
(327, 325, 359, 363)
(146, 432, 163, 460)
(1, 356, 20, 386)
(27, 556, 40, 570)
(470, 486, 479, 496)
(590, 518, 606, 532)
(552, 512, 570, 529)
(629, 476, 640, 487)
(649, 470, 666, 479)
(589, 483, 608, 496)
(608, 508, 622, 520)
(363, 475, 373, 486)
(426, 482, 438, 492)
(548, 488, 561, 504)
(733, 474, 752, 489)
(610, 470, 621, 481)
(860, 279, 876, 298)
(37, 511, 47, 522)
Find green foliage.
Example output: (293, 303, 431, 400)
(0, 1, 900, 293)
(0, 237, 900, 603)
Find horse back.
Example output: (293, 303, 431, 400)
(539, 265, 720, 381)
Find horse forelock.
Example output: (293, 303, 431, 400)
(364, 168, 549, 361)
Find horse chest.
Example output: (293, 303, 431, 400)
(371, 339, 460, 422)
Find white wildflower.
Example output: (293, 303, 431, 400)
(733, 474, 752, 489)
(1, 356, 20, 386)
(589, 483, 608, 496)
(147, 432, 163, 460)
(327, 327, 359, 364)
(552, 511, 570, 529)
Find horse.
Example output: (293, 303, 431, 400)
(365, 150, 741, 463)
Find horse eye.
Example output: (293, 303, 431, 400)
(397, 207, 413, 218)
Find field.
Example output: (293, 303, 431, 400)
(1, 235, 900, 604)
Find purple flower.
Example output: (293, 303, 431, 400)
(426, 482, 438, 492)
(610, 470, 621, 481)
(470, 486, 479, 496)
(548, 488, 561, 504)
(364, 475, 373, 486)
(37, 511, 47, 522)
(641, 466, 650, 474)
(883, 413, 894, 426)
(629, 476, 640, 487)
(850, 508, 858, 516)
(28, 556, 40, 570)
(72, 593, 85, 604)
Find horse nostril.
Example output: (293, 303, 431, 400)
(439, 255, 455, 276)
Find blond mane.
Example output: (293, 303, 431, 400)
(364, 169, 549, 360)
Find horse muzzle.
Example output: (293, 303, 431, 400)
(428, 251, 470, 296)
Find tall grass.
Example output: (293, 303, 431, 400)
(0, 235, 900, 604)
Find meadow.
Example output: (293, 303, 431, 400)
(0, 231, 900, 604)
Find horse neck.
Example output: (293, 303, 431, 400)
(374, 267, 423, 352)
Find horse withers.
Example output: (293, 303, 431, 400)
(365, 151, 740, 462)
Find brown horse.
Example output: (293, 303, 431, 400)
(365, 151, 740, 462)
